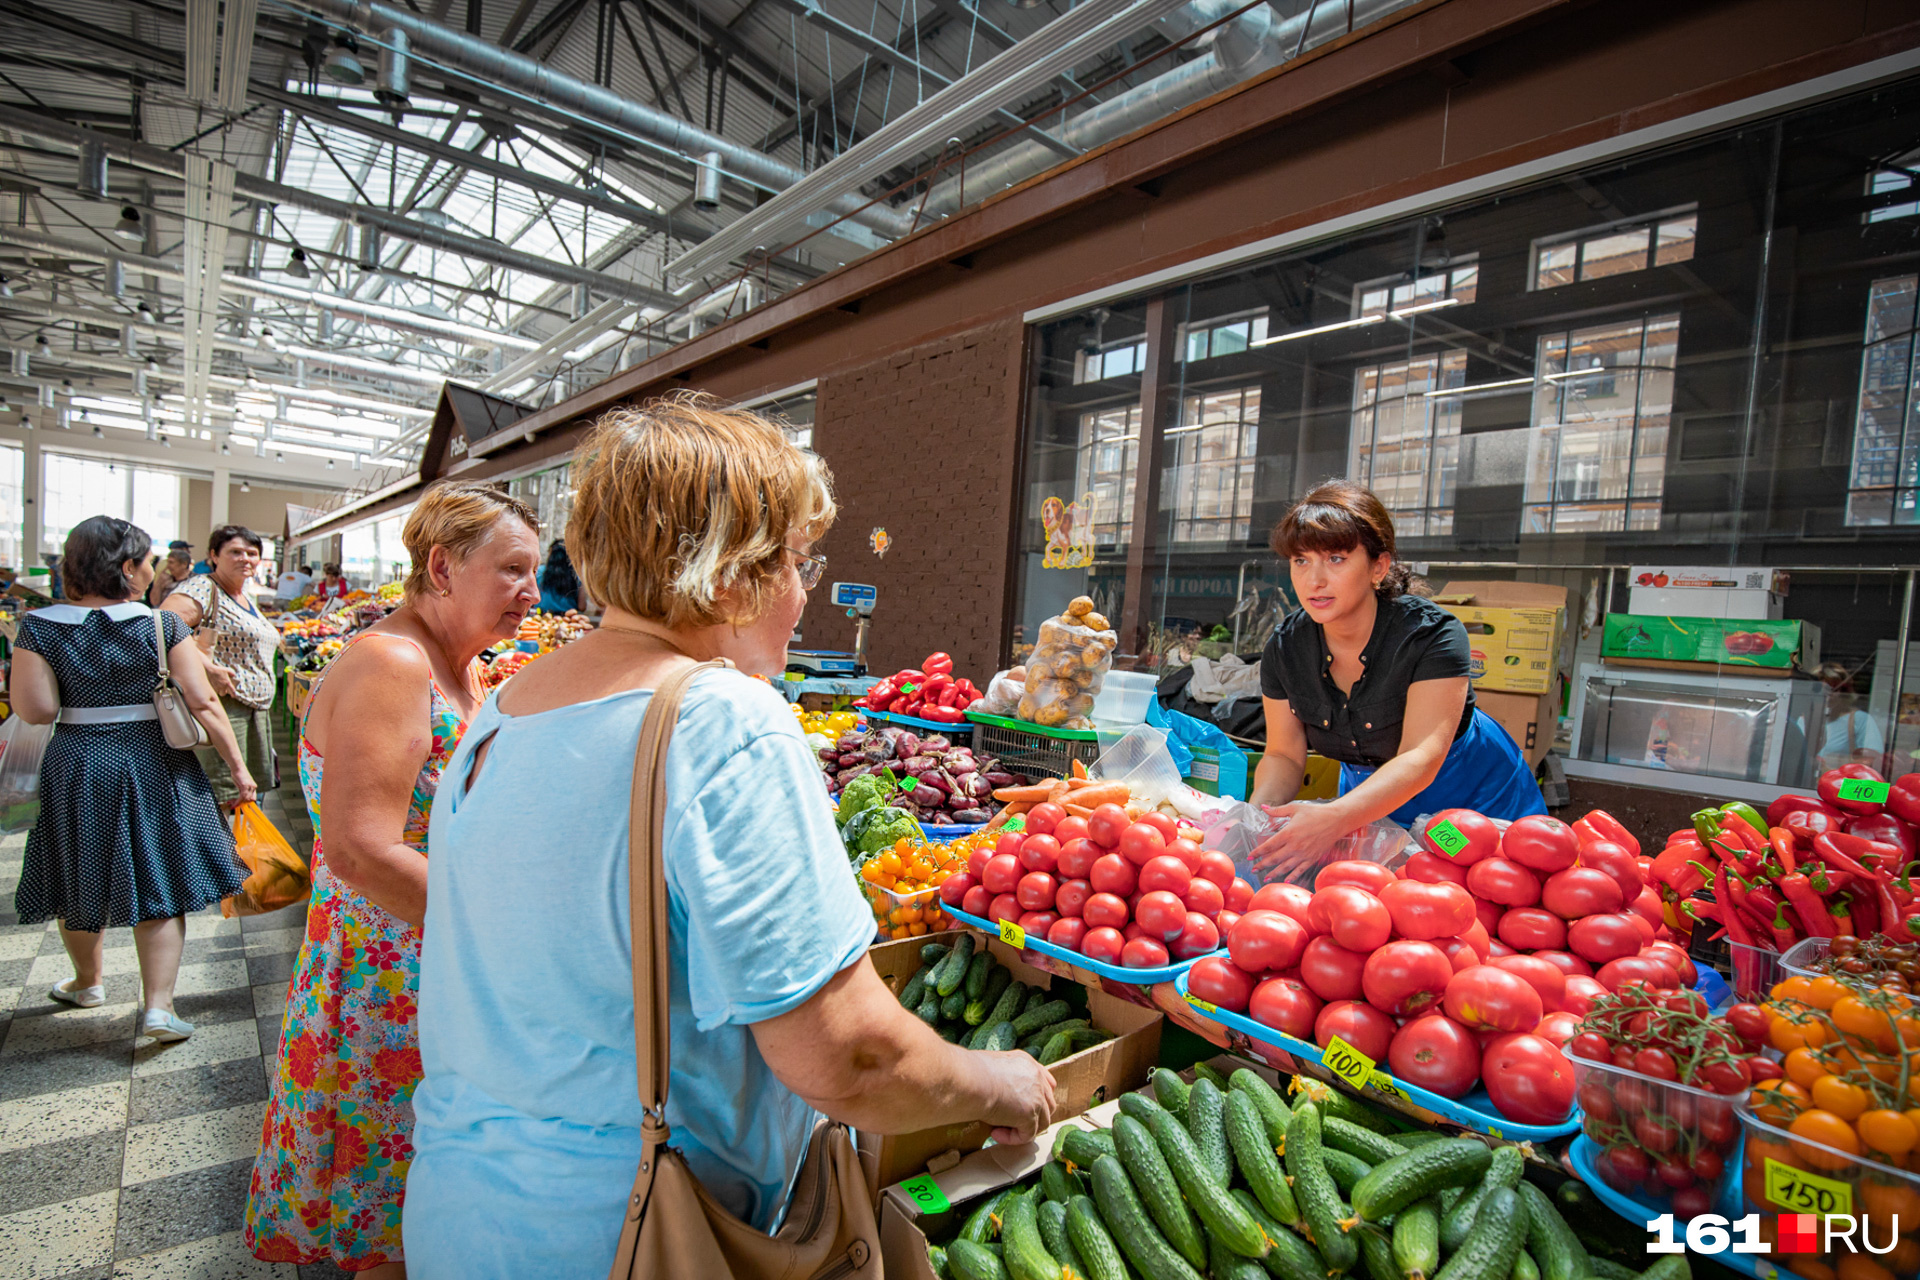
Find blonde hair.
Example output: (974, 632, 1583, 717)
(568, 391, 836, 628)
(401, 481, 539, 603)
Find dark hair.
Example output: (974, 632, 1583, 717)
(208, 525, 263, 557)
(63, 516, 152, 602)
(324, 563, 342, 576)
(167, 540, 191, 551)
(541, 539, 581, 606)
(1270, 480, 1410, 598)
(298, 563, 313, 574)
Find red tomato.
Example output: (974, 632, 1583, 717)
(1459, 919, 1492, 961)
(1056, 838, 1101, 880)
(987, 893, 1020, 925)
(1578, 840, 1643, 904)
(1087, 804, 1131, 849)
(1196, 851, 1238, 890)
(1420, 809, 1501, 866)
(1596, 954, 1672, 992)
(1643, 941, 1697, 986)
(1465, 857, 1542, 908)
(1138, 855, 1193, 896)
(995, 831, 1025, 863)
(1501, 815, 1580, 874)
(1436, 936, 1479, 973)
(1627, 885, 1664, 930)
(1379, 880, 1475, 941)
(1019, 834, 1061, 874)
(1362, 940, 1454, 1017)
(1249, 975, 1322, 1039)
(1183, 876, 1225, 919)
(1136, 890, 1188, 941)
(1083, 892, 1129, 930)
(1121, 937, 1171, 969)
(967, 844, 992, 878)
(1119, 823, 1169, 868)
(1481, 1034, 1575, 1125)
(1228, 910, 1309, 974)
(1018, 910, 1058, 937)
(1474, 897, 1504, 937)
(1054, 879, 1092, 919)
(983, 853, 1022, 895)
(1534, 1010, 1580, 1050)
(1089, 854, 1137, 897)
(1559, 975, 1609, 1016)
(1171, 912, 1221, 959)
(1309, 885, 1393, 951)
(1567, 914, 1643, 965)
(1540, 867, 1625, 920)
(1316, 1000, 1396, 1061)
(1015, 871, 1057, 911)
(1054, 815, 1091, 846)
(1299, 935, 1369, 1002)
(1497, 907, 1567, 951)
(1188, 956, 1256, 1013)
(1167, 839, 1205, 873)
(1122, 922, 1148, 942)
(1627, 913, 1657, 946)
(1249, 882, 1314, 931)
(1216, 909, 1241, 936)
(1048, 916, 1088, 951)
(1443, 965, 1544, 1032)
(940, 872, 977, 907)
(1318, 861, 1397, 894)
(1226, 877, 1255, 913)
(1404, 850, 1471, 889)
(1486, 939, 1515, 958)
(1531, 950, 1593, 978)
(1025, 803, 1065, 836)
(1492, 955, 1567, 1011)
(1388, 1013, 1482, 1098)
(1135, 812, 1179, 843)
(1082, 926, 1125, 964)
(961, 884, 992, 917)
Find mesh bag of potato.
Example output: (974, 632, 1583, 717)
(1017, 596, 1117, 730)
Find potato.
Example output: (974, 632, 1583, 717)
(1083, 611, 1110, 631)
(1067, 596, 1095, 617)
(1067, 692, 1095, 716)
(1033, 702, 1070, 727)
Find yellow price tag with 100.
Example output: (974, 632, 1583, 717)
(1321, 1035, 1375, 1089)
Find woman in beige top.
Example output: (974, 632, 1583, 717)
(163, 525, 281, 802)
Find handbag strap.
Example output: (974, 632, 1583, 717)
(153, 610, 171, 683)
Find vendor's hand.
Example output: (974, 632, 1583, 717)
(1250, 801, 1354, 882)
(208, 664, 239, 698)
(976, 1049, 1057, 1146)
(230, 768, 258, 807)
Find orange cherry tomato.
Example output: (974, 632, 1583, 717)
(1811, 1075, 1872, 1122)
(1751, 1080, 1810, 1125)
(1858, 1109, 1919, 1158)
(1785, 1047, 1828, 1089)
(1808, 976, 1849, 1012)
(1789, 1109, 1863, 1169)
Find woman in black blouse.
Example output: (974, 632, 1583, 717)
(1251, 482, 1544, 876)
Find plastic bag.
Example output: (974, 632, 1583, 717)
(972, 668, 1026, 716)
(222, 802, 311, 917)
(1145, 701, 1250, 801)
(1203, 799, 1413, 887)
(1090, 723, 1233, 825)
(0, 715, 53, 833)
(1018, 598, 1117, 729)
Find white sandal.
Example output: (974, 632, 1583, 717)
(48, 982, 105, 1009)
(139, 1008, 194, 1042)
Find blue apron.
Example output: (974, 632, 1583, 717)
(1337, 707, 1546, 826)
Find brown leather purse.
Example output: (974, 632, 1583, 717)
(609, 657, 881, 1280)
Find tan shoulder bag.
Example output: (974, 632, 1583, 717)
(610, 657, 881, 1280)
(152, 612, 209, 750)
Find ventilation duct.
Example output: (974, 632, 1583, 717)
(376, 28, 410, 108)
(104, 258, 125, 299)
(354, 223, 382, 271)
(77, 139, 108, 199)
(693, 152, 723, 212)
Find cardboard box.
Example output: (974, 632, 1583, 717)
(1628, 566, 1787, 620)
(1477, 688, 1556, 768)
(859, 931, 1162, 1198)
(1601, 613, 1821, 673)
(1435, 581, 1568, 695)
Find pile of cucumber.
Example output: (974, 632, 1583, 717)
(898, 935, 1115, 1064)
(925, 1065, 1693, 1280)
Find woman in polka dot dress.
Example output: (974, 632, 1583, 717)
(9, 516, 257, 1042)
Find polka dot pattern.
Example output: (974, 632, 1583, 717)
(11, 606, 247, 931)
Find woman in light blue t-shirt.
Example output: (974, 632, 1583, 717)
(406, 397, 1054, 1279)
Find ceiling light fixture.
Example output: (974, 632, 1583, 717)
(240, 480, 250, 493)
(285, 247, 312, 280)
(113, 206, 143, 242)
(323, 39, 365, 85)
(1250, 315, 1386, 348)
(0, 275, 12, 299)
(1387, 297, 1462, 320)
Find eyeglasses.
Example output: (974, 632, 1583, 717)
(791, 547, 827, 590)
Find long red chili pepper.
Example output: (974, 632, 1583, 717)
(1779, 872, 1842, 938)
(1852, 887, 1881, 938)
(1814, 832, 1897, 885)
(1770, 827, 1798, 875)
(1875, 878, 1902, 940)
(1715, 865, 1759, 952)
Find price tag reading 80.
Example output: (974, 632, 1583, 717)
(895, 1174, 951, 1216)
(1321, 1035, 1376, 1090)
(1425, 819, 1469, 858)
(998, 919, 1027, 950)
(1837, 778, 1891, 805)
(1763, 1159, 1853, 1217)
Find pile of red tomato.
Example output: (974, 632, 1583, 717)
(938, 802, 1252, 968)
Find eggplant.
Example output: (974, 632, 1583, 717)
(907, 782, 942, 808)
(983, 771, 1016, 789)
(952, 808, 991, 824)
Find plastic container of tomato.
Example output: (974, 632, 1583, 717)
(864, 880, 955, 941)
(1568, 1049, 1744, 1218)
(1727, 939, 1785, 1002)
(1779, 936, 1832, 981)
(1736, 1105, 1920, 1273)
(1170, 969, 1580, 1143)
(945, 904, 1215, 986)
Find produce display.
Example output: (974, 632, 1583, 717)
(1019, 597, 1117, 730)
(279, 595, 594, 685)
(894, 933, 1114, 1057)
(861, 834, 988, 938)
(856, 651, 985, 725)
(819, 724, 1021, 826)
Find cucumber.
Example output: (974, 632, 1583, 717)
(942, 989, 969, 1022)
(1358, 1220, 1401, 1280)
(1142, 1106, 1269, 1258)
(928, 1242, 951, 1279)
(1392, 1197, 1441, 1280)
(1325, 1117, 1408, 1164)
(981, 1020, 1018, 1053)
(1087, 1154, 1208, 1280)
(1191, 1061, 1231, 1091)
(1439, 1188, 1465, 1216)
(1151, 1068, 1191, 1125)
(1640, 1259, 1692, 1280)
(1021, 1018, 1089, 1054)
(922, 940, 953, 965)
(1284, 1103, 1357, 1273)
(1118, 1091, 1170, 1125)
(966, 966, 1014, 1025)
(966, 1021, 994, 1050)
(1516, 1182, 1589, 1280)
(1040, 1027, 1111, 1065)
(1012, 1000, 1074, 1037)
(1229, 1069, 1293, 1144)
(916, 989, 943, 1026)
(1230, 1190, 1322, 1280)
(1511, 1249, 1541, 1280)
(1038, 1199, 1089, 1280)
(948, 1237, 1012, 1280)
(1040, 1159, 1081, 1206)
(1351, 1139, 1496, 1223)
(986, 981, 1030, 1028)
(1112, 1114, 1208, 1272)
(933, 933, 975, 995)
(1224, 1088, 1304, 1231)
(1586, 1260, 1638, 1280)
(1058, 1126, 1117, 1171)
(899, 967, 930, 1009)
(960, 1189, 1013, 1244)
(1439, 1145, 1522, 1252)
(964, 951, 997, 1000)
(1213, 1237, 1271, 1280)
(1322, 1147, 1374, 1195)
(1024, 986, 1054, 1015)
(938, 1022, 963, 1042)
(1065, 1194, 1131, 1280)
(1186, 1078, 1233, 1188)
(1434, 1187, 1527, 1280)
(1393, 1131, 1450, 1149)
(1001, 1190, 1061, 1280)
(1296, 1080, 1394, 1132)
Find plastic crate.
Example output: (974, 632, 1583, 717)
(1570, 1049, 1744, 1216)
(861, 709, 976, 744)
(964, 711, 1102, 780)
(1738, 1107, 1920, 1268)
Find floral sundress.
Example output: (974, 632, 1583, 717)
(245, 635, 472, 1270)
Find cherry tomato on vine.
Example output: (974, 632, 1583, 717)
(1633, 1048, 1678, 1081)
(1569, 1032, 1611, 1063)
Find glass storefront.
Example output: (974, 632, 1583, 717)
(1016, 76, 1920, 785)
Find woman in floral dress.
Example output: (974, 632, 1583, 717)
(247, 483, 540, 1275)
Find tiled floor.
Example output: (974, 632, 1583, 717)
(0, 718, 358, 1280)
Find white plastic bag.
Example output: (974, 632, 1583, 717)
(972, 668, 1026, 717)
(0, 715, 53, 833)
(1091, 723, 1232, 825)
(1203, 799, 1413, 886)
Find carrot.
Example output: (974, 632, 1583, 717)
(991, 783, 1055, 803)
(1071, 759, 1089, 780)
(1066, 782, 1129, 809)
(984, 800, 1033, 831)
(1063, 804, 1094, 819)
(1044, 778, 1071, 805)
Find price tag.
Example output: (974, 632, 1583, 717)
(1368, 1071, 1406, 1100)
(1764, 1158, 1853, 1216)
(998, 919, 1027, 950)
(1185, 992, 1219, 1014)
(1426, 818, 1469, 858)
(1321, 1035, 1376, 1089)
(1837, 778, 1891, 805)
(896, 1174, 951, 1215)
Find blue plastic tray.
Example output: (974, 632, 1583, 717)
(947, 905, 1216, 985)
(862, 709, 976, 735)
(1170, 969, 1581, 1143)
(1568, 1134, 1782, 1278)
(921, 823, 986, 841)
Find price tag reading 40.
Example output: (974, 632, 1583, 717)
(1426, 819, 1470, 858)
(998, 919, 1027, 950)
(1321, 1035, 1376, 1090)
(1837, 778, 1891, 805)
(1764, 1159, 1853, 1217)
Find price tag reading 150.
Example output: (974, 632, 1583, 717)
(1426, 819, 1469, 858)
(1764, 1158, 1853, 1216)
(1321, 1035, 1376, 1089)
(1837, 778, 1891, 805)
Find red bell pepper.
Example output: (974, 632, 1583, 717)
(1653, 836, 1713, 898)
(893, 669, 927, 686)
(1890, 774, 1920, 828)
(1819, 763, 1888, 816)
(1572, 809, 1641, 858)
(1851, 886, 1881, 938)
(864, 679, 898, 711)
(921, 653, 954, 677)
(1844, 812, 1918, 862)
(1769, 793, 1839, 827)
(920, 704, 966, 724)
(920, 673, 954, 701)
